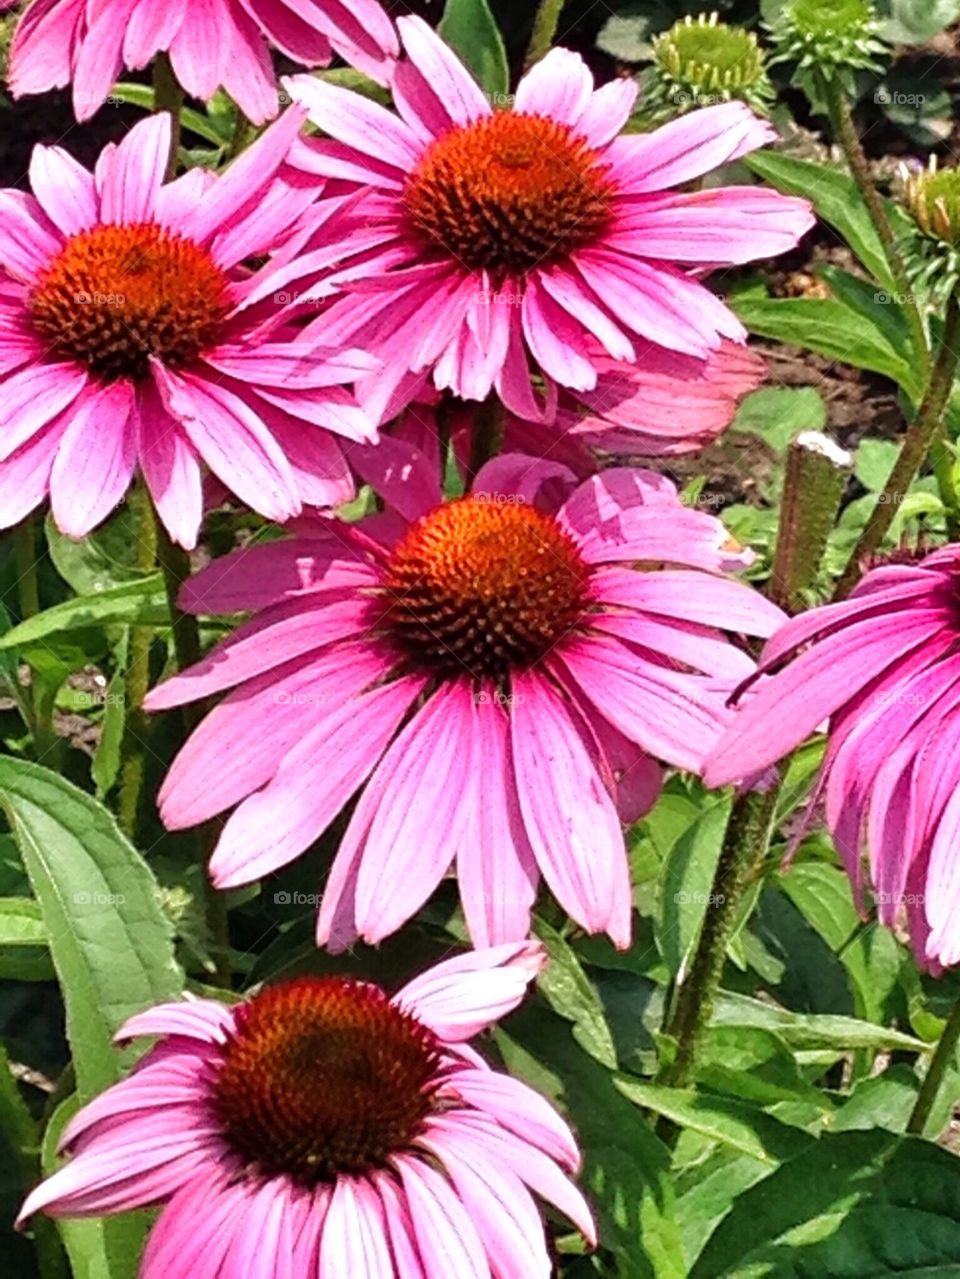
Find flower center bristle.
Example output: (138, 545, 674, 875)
(214, 977, 442, 1185)
(403, 113, 613, 276)
(381, 495, 589, 680)
(29, 223, 231, 381)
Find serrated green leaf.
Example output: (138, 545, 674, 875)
(534, 918, 618, 1069)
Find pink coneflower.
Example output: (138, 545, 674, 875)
(146, 448, 784, 950)
(282, 17, 812, 410)
(0, 112, 377, 548)
(19, 943, 594, 1277)
(490, 338, 768, 472)
(8, 0, 397, 123)
(704, 547, 960, 971)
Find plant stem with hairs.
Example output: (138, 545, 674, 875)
(11, 520, 58, 761)
(823, 77, 929, 377)
(117, 483, 158, 839)
(658, 785, 780, 1088)
(907, 999, 960, 1136)
(833, 293, 960, 601)
(156, 526, 232, 988)
(524, 0, 567, 71)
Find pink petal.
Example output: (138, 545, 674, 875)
(49, 380, 137, 537)
(393, 1158, 491, 1279)
(511, 671, 631, 945)
(394, 941, 546, 1043)
(319, 1177, 393, 1278)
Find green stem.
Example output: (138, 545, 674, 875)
(907, 999, 960, 1136)
(117, 484, 158, 840)
(823, 78, 930, 377)
(466, 396, 505, 486)
(156, 527, 232, 989)
(833, 293, 960, 601)
(12, 521, 60, 762)
(524, 0, 568, 71)
(659, 785, 780, 1088)
(153, 54, 184, 180)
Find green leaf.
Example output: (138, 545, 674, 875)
(0, 758, 184, 1099)
(0, 577, 169, 653)
(534, 919, 618, 1069)
(714, 991, 928, 1054)
(695, 1026, 828, 1111)
(92, 633, 129, 800)
(692, 1130, 960, 1277)
(745, 151, 915, 292)
(883, 0, 960, 43)
(855, 438, 900, 491)
(498, 1004, 686, 1279)
(831, 1065, 919, 1134)
(0, 895, 53, 979)
(110, 83, 231, 146)
(657, 792, 731, 980)
(42, 1095, 149, 1279)
(732, 387, 827, 455)
(775, 862, 900, 1023)
(439, 0, 509, 99)
(616, 1078, 815, 1164)
(732, 296, 921, 397)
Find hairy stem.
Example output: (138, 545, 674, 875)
(117, 484, 159, 840)
(524, 0, 568, 71)
(833, 294, 960, 600)
(907, 1000, 960, 1136)
(156, 527, 231, 988)
(824, 78, 929, 376)
(659, 785, 780, 1088)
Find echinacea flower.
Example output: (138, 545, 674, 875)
(500, 337, 767, 470)
(146, 445, 784, 951)
(0, 112, 377, 548)
(704, 547, 960, 971)
(282, 17, 813, 413)
(19, 942, 594, 1277)
(8, 0, 398, 123)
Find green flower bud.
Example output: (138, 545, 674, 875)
(768, 0, 887, 96)
(645, 12, 774, 119)
(901, 159, 960, 303)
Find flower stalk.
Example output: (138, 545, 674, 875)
(153, 54, 183, 179)
(658, 784, 781, 1088)
(908, 999, 960, 1136)
(117, 482, 158, 839)
(822, 77, 930, 378)
(834, 291, 960, 600)
(524, 0, 567, 71)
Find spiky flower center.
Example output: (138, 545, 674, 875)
(381, 495, 590, 680)
(403, 113, 613, 276)
(655, 13, 767, 92)
(214, 977, 442, 1185)
(768, 0, 886, 77)
(904, 163, 960, 247)
(29, 223, 231, 381)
